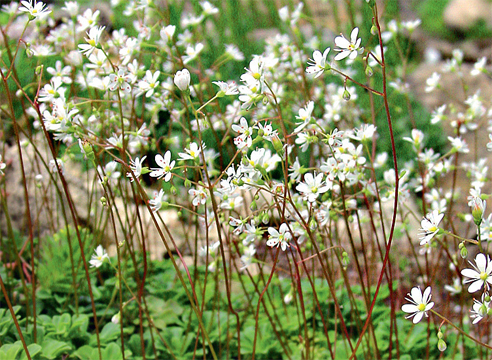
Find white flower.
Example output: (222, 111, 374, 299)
(79, 26, 105, 57)
(126, 156, 147, 182)
(49, 159, 64, 174)
(461, 253, 492, 293)
(183, 43, 204, 64)
(149, 151, 174, 182)
(401, 19, 421, 33)
(444, 278, 462, 295)
(306, 48, 330, 78)
(448, 136, 469, 153)
(46, 60, 72, 85)
(89, 245, 109, 268)
(189, 188, 207, 206)
(266, 223, 292, 251)
(430, 104, 447, 124)
(240, 244, 257, 270)
(0, 155, 5, 175)
(294, 101, 314, 133)
(160, 25, 176, 41)
(77, 8, 99, 31)
(232, 117, 252, 150)
(225, 44, 244, 61)
(334, 27, 363, 61)
(487, 134, 492, 152)
(38, 78, 65, 103)
(98, 161, 121, 183)
(19, 0, 51, 20)
(61, 1, 78, 17)
(470, 292, 490, 324)
(178, 142, 203, 161)
(200, 1, 218, 16)
(149, 189, 166, 213)
(351, 124, 377, 142)
(138, 70, 160, 97)
(402, 128, 424, 151)
(198, 241, 220, 257)
(425, 72, 440, 93)
(401, 286, 434, 324)
(418, 210, 444, 245)
(174, 69, 191, 91)
(296, 172, 330, 203)
(471, 57, 487, 76)
(108, 69, 132, 93)
(213, 81, 238, 96)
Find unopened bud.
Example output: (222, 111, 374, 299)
(262, 213, 270, 224)
(309, 218, 317, 231)
(342, 89, 351, 101)
(437, 339, 447, 352)
(341, 251, 350, 266)
(460, 243, 468, 259)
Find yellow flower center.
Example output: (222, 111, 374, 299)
(417, 303, 426, 312)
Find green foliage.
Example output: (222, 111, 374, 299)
(0, 258, 484, 359)
(37, 227, 93, 298)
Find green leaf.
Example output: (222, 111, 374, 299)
(72, 345, 95, 360)
(3, 343, 22, 360)
(52, 313, 71, 336)
(102, 343, 123, 360)
(68, 314, 89, 339)
(0, 307, 21, 337)
(19, 343, 42, 360)
(145, 297, 184, 329)
(40, 339, 72, 360)
(90, 322, 120, 346)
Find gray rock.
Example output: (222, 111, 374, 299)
(443, 0, 492, 31)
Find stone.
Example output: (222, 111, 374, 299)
(443, 0, 492, 31)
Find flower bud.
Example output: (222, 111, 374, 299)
(262, 213, 270, 224)
(174, 69, 191, 91)
(460, 243, 468, 259)
(272, 134, 284, 157)
(284, 290, 293, 304)
(370, 24, 378, 35)
(111, 312, 121, 324)
(342, 89, 351, 101)
(342, 251, 350, 266)
(365, 66, 374, 77)
(471, 197, 486, 226)
(309, 218, 317, 231)
(437, 339, 447, 352)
